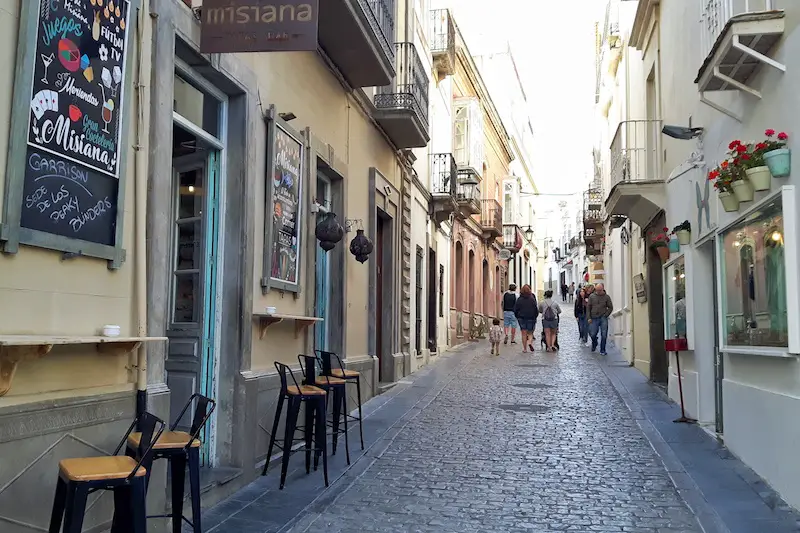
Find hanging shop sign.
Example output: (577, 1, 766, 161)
(634, 273, 647, 303)
(263, 112, 304, 293)
(17, 0, 132, 248)
(200, 0, 319, 54)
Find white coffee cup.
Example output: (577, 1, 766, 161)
(266, 307, 277, 315)
(102, 325, 121, 337)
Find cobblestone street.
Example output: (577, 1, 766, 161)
(203, 315, 719, 533)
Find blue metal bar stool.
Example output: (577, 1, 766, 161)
(316, 349, 364, 450)
(126, 393, 216, 533)
(263, 362, 329, 489)
(48, 411, 165, 533)
(300, 354, 350, 465)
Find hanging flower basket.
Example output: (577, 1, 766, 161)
(718, 191, 740, 212)
(745, 166, 772, 191)
(672, 220, 691, 245)
(668, 238, 680, 253)
(762, 129, 791, 178)
(655, 246, 670, 262)
(649, 229, 671, 262)
(732, 178, 754, 203)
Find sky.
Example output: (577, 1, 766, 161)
(445, 0, 602, 228)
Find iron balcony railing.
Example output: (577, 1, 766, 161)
(480, 199, 503, 235)
(361, 0, 396, 62)
(456, 171, 480, 202)
(430, 153, 457, 196)
(430, 9, 455, 56)
(503, 224, 524, 252)
(700, 0, 774, 61)
(610, 120, 662, 188)
(374, 42, 430, 127)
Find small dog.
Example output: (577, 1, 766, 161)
(540, 331, 560, 351)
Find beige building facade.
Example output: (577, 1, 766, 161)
(0, 0, 434, 528)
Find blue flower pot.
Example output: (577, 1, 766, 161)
(668, 238, 680, 253)
(764, 148, 791, 178)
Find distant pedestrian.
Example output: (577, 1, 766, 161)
(568, 282, 575, 302)
(539, 290, 561, 352)
(588, 283, 613, 355)
(513, 284, 539, 353)
(502, 284, 518, 344)
(561, 283, 568, 302)
(489, 318, 503, 356)
(575, 288, 588, 342)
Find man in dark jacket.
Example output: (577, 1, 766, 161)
(588, 283, 613, 355)
(502, 284, 518, 344)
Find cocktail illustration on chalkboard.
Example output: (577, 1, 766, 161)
(102, 99, 115, 133)
(40, 53, 54, 85)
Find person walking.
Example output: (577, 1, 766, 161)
(575, 287, 588, 342)
(513, 284, 539, 353)
(588, 283, 613, 355)
(501, 284, 518, 345)
(539, 290, 561, 351)
(568, 282, 575, 302)
(488, 318, 503, 356)
(561, 283, 568, 302)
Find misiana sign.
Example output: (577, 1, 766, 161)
(199, 0, 319, 53)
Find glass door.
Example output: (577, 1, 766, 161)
(314, 174, 332, 350)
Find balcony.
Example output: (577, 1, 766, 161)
(319, 0, 396, 88)
(696, 0, 785, 119)
(605, 120, 665, 228)
(430, 9, 456, 79)
(430, 153, 458, 225)
(503, 224, 524, 254)
(373, 42, 430, 149)
(480, 199, 503, 241)
(455, 170, 480, 217)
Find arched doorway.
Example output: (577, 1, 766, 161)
(482, 259, 490, 317)
(495, 265, 501, 317)
(468, 249, 476, 314)
(454, 242, 464, 309)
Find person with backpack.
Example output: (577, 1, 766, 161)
(501, 284, 518, 345)
(513, 284, 539, 353)
(538, 289, 562, 352)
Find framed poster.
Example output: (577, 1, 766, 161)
(1, 0, 135, 267)
(261, 107, 305, 293)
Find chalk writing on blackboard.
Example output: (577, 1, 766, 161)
(269, 126, 303, 286)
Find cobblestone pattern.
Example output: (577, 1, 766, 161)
(286, 319, 702, 533)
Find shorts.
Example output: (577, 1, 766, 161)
(518, 318, 536, 332)
(542, 319, 559, 329)
(503, 311, 517, 328)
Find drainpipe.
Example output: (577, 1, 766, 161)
(134, 1, 151, 419)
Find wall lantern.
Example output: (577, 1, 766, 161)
(315, 212, 344, 251)
(524, 226, 534, 242)
(345, 219, 373, 263)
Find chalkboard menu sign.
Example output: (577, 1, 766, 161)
(20, 0, 132, 246)
(268, 125, 303, 290)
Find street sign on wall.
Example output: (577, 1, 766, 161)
(200, 0, 319, 54)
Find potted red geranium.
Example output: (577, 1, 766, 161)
(762, 129, 790, 178)
(730, 139, 771, 191)
(708, 160, 741, 212)
(649, 230, 671, 262)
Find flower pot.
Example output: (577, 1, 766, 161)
(732, 179, 754, 203)
(668, 238, 680, 253)
(654, 246, 670, 262)
(719, 190, 740, 212)
(764, 148, 791, 178)
(745, 166, 772, 191)
(676, 229, 691, 245)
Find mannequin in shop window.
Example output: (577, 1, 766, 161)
(764, 225, 788, 345)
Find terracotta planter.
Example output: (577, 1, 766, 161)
(719, 190, 740, 212)
(676, 230, 691, 245)
(732, 179, 754, 203)
(745, 166, 772, 191)
(654, 245, 670, 262)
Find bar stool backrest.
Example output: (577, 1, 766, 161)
(297, 355, 317, 386)
(274, 362, 301, 394)
(170, 393, 217, 448)
(314, 350, 345, 376)
(113, 411, 166, 481)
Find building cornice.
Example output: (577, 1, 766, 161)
(630, 0, 659, 50)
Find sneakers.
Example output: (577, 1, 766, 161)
(504, 335, 508, 345)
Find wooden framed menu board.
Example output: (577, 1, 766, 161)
(261, 106, 306, 294)
(1, 0, 135, 267)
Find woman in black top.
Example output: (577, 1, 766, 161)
(575, 288, 588, 342)
(513, 284, 539, 353)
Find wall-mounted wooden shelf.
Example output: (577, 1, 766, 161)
(252, 314, 323, 340)
(0, 335, 168, 397)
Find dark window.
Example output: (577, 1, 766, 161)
(439, 265, 445, 317)
(416, 246, 424, 354)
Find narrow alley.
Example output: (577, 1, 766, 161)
(199, 317, 800, 533)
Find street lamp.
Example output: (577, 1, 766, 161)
(524, 226, 534, 242)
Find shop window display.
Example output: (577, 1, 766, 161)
(720, 198, 787, 347)
(665, 257, 687, 339)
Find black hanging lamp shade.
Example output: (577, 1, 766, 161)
(315, 212, 344, 251)
(349, 229, 373, 263)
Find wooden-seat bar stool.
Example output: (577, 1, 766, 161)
(48, 411, 166, 533)
(316, 349, 365, 450)
(299, 354, 350, 465)
(126, 393, 216, 533)
(263, 361, 329, 489)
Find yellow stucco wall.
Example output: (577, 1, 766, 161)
(241, 52, 399, 370)
(0, 1, 142, 402)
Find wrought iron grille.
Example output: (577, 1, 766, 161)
(431, 153, 457, 196)
(360, 0, 395, 62)
(480, 199, 503, 234)
(503, 224, 523, 251)
(430, 9, 455, 55)
(374, 42, 430, 126)
(456, 172, 480, 202)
